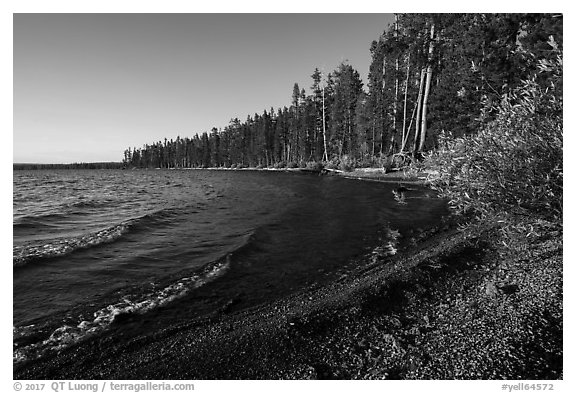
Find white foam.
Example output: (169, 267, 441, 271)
(13, 222, 132, 267)
(13, 258, 230, 363)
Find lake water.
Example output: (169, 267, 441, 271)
(13, 169, 447, 364)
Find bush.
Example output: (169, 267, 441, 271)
(402, 159, 427, 180)
(392, 153, 411, 168)
(357, 156, 375, 168)
(286, 161, 298, 169)
(306, 161, 324, 171)
(339, 155, 356, 172)
(381, 155, 394, 173)
(426, 52, 562, 221)
(325, 159, 340, 170)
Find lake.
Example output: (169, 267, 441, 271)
(13, 169, 447, 363)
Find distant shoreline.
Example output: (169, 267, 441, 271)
(13, 162, 124, 170)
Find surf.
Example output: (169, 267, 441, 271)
(12, 207, 193, 268)
(13, 252, 233, 364)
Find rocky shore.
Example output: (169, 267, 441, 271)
(13, 173, 562, 380)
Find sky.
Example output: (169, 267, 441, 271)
(13, 13, 395, 164)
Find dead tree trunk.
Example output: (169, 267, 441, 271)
(322, 85, 328, 162)
(389, 56, 399, 154)
(388, 15, 400, 155)
(401, 51, 411, 150)
(380, 57, 386, 155)
(371, 122, 376, 156)
(418, 23, 435, 153)
(402, 70, 423, 152)
(412, 68, 426, 156)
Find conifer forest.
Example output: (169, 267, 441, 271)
(121, 14, 562, 171)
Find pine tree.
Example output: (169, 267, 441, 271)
(330, 62, 364, 158)
(121, 13, 562, 169)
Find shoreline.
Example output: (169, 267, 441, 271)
(144, 165, 433, 185)
(13, 172, 562, 380)
(23, 163, 431, 186)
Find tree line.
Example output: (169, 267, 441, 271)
(13, 162, 124, 170)
(121, 13, 561, 170)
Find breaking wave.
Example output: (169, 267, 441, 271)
(13, 255, 231, 363)
(13, 207, 187, 267)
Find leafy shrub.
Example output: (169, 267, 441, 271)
(356, 156, 375, 168)
(402, 157, 428, 179)
(339, 155, 356, 172)
(381, 155, 394, 173)
(325, 159, 340, 170)
(305, 161, 325, 171)
(426, 52, 562, 221)
(286, 161, 299, 169)
(392, 153, 411, 168)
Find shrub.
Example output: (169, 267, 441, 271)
(286, 161, 298, 169)
(426, 52, 562, 221)
(339, 155, 356, 172)
(357, 156, 375, 168)
(392, 153, 411, 168)
(325, 159, 340, 170)
(381, 155, 394, 173)
(306, 161, 324, 171)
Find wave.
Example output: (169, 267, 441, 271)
(13, 223, 131, 267)
(13, 255, 231, 364)
(14, 199, 120, 228)
(14, 212, 71, 227)
(12, 217, 61, 231)
(66, 199, 114, 209)
(13, 207, 186, 268)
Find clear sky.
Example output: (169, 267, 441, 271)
(13, 13, 395, 164)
